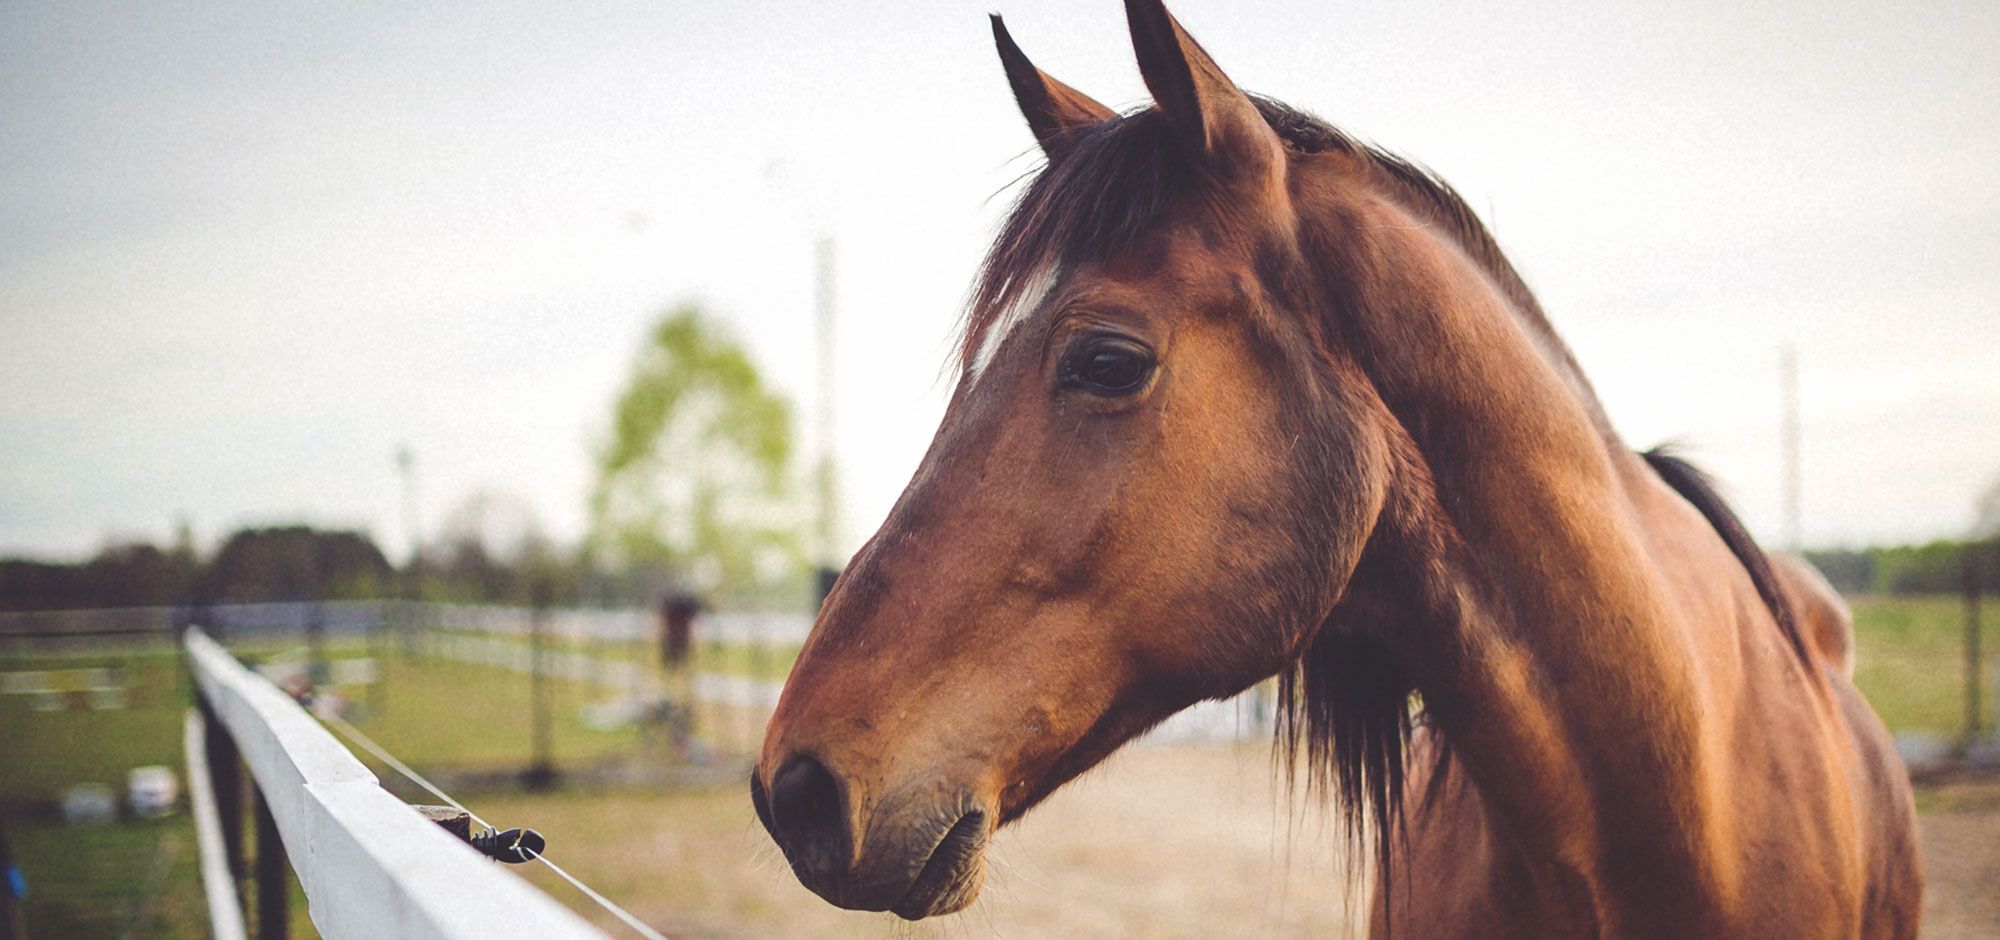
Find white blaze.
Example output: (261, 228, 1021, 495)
(967, 265, 1059, 379)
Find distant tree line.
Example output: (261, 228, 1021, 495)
(1803, 539, 2000, 596)
(0, 526, 392, 613)
(0, 540, 206, 612)
(5, 529, 1995, 614)
(4, 525, 1992, 613)
(0, 521, 812, 614)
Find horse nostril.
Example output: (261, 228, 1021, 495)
(766, 753, 851, 876)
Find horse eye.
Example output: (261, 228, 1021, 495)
(1062, 338, 1154, 395)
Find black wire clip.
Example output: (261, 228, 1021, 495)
(470, 826, 547, 864)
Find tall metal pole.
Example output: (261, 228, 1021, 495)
(306, 553, 328, 689)
(396, 445, 420, 570)
(396, 445, 420, 658)
(814, 236, 842, 608)
(525, 582, 555, 790)
(1966, 543, 1985, 749)
(1779, 346, 1803, 552)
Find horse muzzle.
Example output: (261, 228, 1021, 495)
(751, 754, 995, 919)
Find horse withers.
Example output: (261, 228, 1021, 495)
(753, 2, 1922, 935)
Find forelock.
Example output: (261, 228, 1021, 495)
(957, 98, 1357, 375)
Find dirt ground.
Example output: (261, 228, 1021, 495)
(484, 743, 1358, 939)
(1915, 778, 2000, 939)
(478, 742, 1998, 939)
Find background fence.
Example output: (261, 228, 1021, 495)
(2, 599, 1281, 773)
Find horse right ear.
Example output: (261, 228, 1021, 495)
(992, 14, 1115, 160)
(1124, 0, 1282, 184)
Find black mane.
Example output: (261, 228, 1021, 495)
(1643, 448, 1810, 665)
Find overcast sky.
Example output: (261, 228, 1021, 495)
(3, 0, 1996, 563)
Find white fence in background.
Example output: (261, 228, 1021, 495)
(183, 628, 611, 940)
(13, 602, 1272, 744)
(419, 604, 811, 647)
(416, 624, 1274, 745)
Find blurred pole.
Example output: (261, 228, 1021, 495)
(306, 553, 328, 690)
(525, 582, 555, 790)
(701, 611, 722, 758)
(396, 444, 420, 575)
(814, 236, 844, 610)
(628, 599, 643, 747)
(1965, 544, 1985, 749)
(367, 603, 384, 715)
(305, 607, 327, 689)
(586, 606, 603, 693)
(396, 445, 421, 660)
(660, 594, 698, 759)
(1779, 345, 1803, 553)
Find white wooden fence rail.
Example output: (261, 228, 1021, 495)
(183, 628, 612, 940)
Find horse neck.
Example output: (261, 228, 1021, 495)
(1308, 199, 1732, 929)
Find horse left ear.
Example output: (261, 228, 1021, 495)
(992, 14, 1116, 160)
(1124, 0, 1282, 179)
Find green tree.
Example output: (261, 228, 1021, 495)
(0, 541, 200, 611)
(588, 303, 804, 599)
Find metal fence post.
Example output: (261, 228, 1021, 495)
(253, 788, 288, 940)
(200, 698, 247, 891)
(306, 602, 328, 691)
(368, 600, 386, 716)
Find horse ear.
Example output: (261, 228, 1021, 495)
(992, 14, 1116, 159)
(1124, 0, 1280, 176)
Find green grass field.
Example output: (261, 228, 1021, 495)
(1849, 595, 1987, 736)
(0, 596, 1989, 938)
(0, 635, 706, 939)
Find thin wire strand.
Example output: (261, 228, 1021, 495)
(320, 711, 487, 825)
(318, 711, 671, 940)
(523, 849, 672, 940)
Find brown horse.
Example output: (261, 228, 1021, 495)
(753, 2, 1923, 935)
